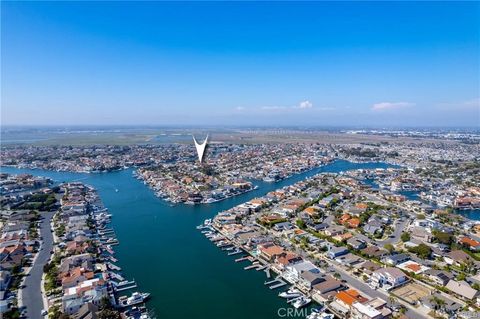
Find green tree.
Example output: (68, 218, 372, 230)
(433, 231, 454, 245)
(408, 243, 432, 259)
(384, 243, 395, 253)
(296, 219, 306, 230)
(400, 232, 411, 242)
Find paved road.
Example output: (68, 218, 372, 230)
(21, 211, 55, 319)
(376, 218, 410, 246)
(320, 257, 429, 319)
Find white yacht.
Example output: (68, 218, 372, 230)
(120, 292, 151, 307)
(278, 288, 302, 299)
(292, 296, 311, 309)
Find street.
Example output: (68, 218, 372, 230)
(20, 211, 55, 319)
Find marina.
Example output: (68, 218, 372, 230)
(1, 159, 468, 319)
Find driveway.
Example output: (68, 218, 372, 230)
(20, 211, 55, 319)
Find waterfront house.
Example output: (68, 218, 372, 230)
(71, 302, 99, 319)
(351, 302, 383, 319)
(60, 267, 95, 289)
(62, 278, 108, 315)
(334, 289, 368, 314)
(258, 244, 285, 262)
(285, 260, 318, 281)
(312, 276, 344, 297)
(59, 254, 94, 274)
(299, 270, 325, 290)
(275, 252, 303, 270)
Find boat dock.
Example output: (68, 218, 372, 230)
(244, 262, 260, 270)
(265, 277, 287, 289)
(227, 248, 242, 255)
(109, 272, 125, 281)
(107, 262, 122, 271)
(115, 283, 138, 292)
(234, 256, 250, 262)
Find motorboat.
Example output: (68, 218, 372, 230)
(292, 296, 311, 309)
(278, 288, 302, 299)
(119, 292, 151, 307)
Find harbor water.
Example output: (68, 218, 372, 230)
(1, 160, 447, 319)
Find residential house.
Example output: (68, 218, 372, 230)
(423, 269, 454, 286)
(382, 253, 410, 266)
(361, 246, 387, 259)
(312, 276, 344, 296)
(347, 238, 367, 250)
(372, 267, 408, 290)
(420, 293, 462, 316)
(445, 250, 474, 267)
(327, 246, 349, 259)
(299, 270, 325, 290)
(459, 237, 480, 252)
(258, 244, 285, 262)
(446, 280, 478, 300)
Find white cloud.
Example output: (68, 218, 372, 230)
(235, 106, 246, 111)
(298, 100, 313, 109)
(260, 100, 314, 112)
(372, 101, 414, 111)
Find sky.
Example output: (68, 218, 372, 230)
(1, 1, 479, 127)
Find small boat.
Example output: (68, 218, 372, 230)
(292, 296, 311, 309)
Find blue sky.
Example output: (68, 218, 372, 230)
(1, 1, 479, 127)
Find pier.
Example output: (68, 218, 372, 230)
(244, 262, 260, 270)
(115, 283, 138, 292)
(264, 277, 287, 289)
(234, 256, 250, 262)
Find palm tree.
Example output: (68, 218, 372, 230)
(429, 296, 446, 318)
